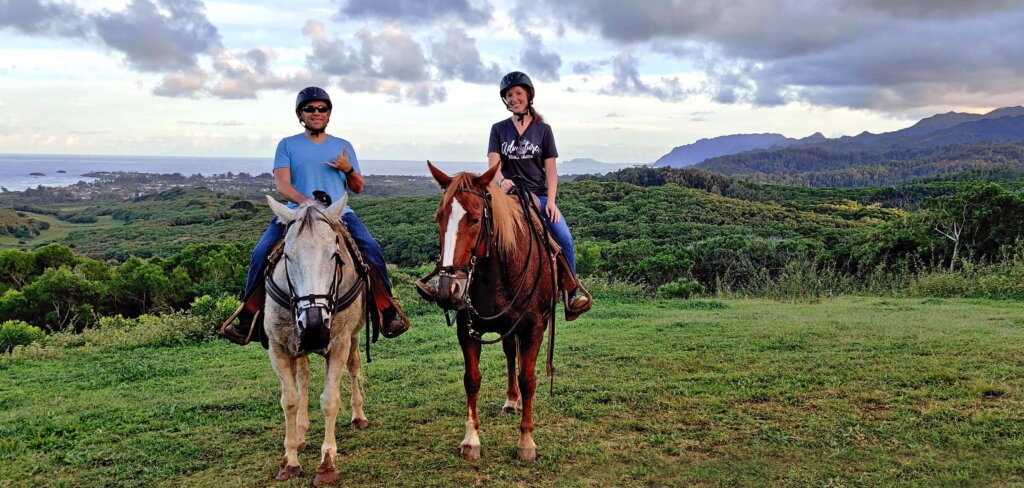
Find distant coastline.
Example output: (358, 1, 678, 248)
(0, 153, 642, 192)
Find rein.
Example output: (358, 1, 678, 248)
(266, 213, 374, 360)
(426, 182, 561, 393)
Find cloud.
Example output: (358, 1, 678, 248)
(339, 0, 492, 25)
(528, 0, 1024, 111)
(571, 60, 607, 76)
(431, 26, 502, 84)
(303, 20, 445, 105)
(0, 0, 89, 37)
(153, 69, 209, 97)
(208, 48, 325, 99)
(518, 28, 561, 81)
(599, 50, 689, 102)
(92, 0, 222, 72)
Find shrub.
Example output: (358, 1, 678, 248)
(0, 320, 45, 353)
(49, 313, 210, 350)
(190, 294, 241, 328)
(657, 279, 705, 299)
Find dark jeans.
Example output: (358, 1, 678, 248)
(242, 212, 392, 300)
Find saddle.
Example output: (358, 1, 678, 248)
(220, 224, 383, 349)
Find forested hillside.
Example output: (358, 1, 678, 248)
(2, 170, 1022, 336)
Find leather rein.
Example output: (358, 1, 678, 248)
(265, 214, 375, 360)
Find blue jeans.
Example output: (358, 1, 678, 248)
(242, 212, 392, 300)
(538, 196, 576, 274)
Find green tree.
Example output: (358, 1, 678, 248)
(110, 257, 173, 316)
(33, 243, 77, 273)
(0, 249, 36, 288)
(20, 266, 101, 332)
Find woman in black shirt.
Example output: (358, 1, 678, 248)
(487, 71, 591, 320)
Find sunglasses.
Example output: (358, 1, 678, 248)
(301, 105, 330, 113)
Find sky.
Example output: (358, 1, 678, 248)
(1, 0, 1023, 164)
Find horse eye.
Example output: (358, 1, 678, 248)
(467, 217, 480, 225)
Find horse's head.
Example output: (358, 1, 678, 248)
(428, 161, 500, 309)
(266, 194, 349, 350)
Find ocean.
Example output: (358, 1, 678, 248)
(0, 154, 639, 192)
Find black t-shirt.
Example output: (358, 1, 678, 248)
(488, 118, 558, 197)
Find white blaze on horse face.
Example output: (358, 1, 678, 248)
(442, 198, 467, 266)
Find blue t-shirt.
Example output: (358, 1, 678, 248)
(273, 134, 360, 212)
(488, 119, 558, 197)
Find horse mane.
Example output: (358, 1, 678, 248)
(294, 201, 323, 236)
(292, 201, 347, 239)
(443, 173, 526, 257)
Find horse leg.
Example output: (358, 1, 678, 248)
(268, 349, 303, 480)
(294, 355, 310, 451)
(500, 337, 522, 415)
(516, 329, 544, 462)
(457, 325, 483, 460)
(347, 335, 369, 430)
(314, 338, 350, 487)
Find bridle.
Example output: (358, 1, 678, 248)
(430, 184, 554, 345)
(266, 213, 368, 351)
(436, 187, 493, 301)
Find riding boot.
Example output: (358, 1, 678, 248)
(366, 267, 410, 338)
(219, 284, 266, 345)
(556, 252, 592, 321)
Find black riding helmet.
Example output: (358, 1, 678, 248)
(295, 86, 332, 112)
(499, 71, 534, 104)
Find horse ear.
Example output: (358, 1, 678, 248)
(477, 163, 500, 187)
(427, 160, 451, 189)
(325, 193, 348, 221)
(266, 195, 296, 223)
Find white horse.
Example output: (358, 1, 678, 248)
(263, 195, 368, 487)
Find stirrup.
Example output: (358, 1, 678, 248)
(564, 283, 593, 322)
(219, 305, 260, 345)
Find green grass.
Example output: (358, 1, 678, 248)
(0, 213, 122, 250)
(2, 297, 1024, 486)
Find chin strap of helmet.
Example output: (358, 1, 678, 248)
(299, 119, 326, 137)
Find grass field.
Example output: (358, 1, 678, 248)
(2, 297, 1024, 487)
(0, 212, 122, 250)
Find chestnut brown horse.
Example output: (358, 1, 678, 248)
(426, 161, 559, 462)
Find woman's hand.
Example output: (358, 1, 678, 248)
(499, 178, 515, 193)
(325, 148, 352, 173)
(545, 198, 560, 223)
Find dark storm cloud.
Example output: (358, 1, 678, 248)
(529, 0, 1024, 110)
(431, 27, 502, 84)
(518, 28, 561, 81)
(340, 0, 492, 25)
(0, 0, 89, 37)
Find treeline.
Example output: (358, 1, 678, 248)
(0, 242, 248, 333)
(3, 175, 1023, 335)
(694, 143, 1024, 187)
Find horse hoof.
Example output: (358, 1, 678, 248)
(517, 447, 537, 462)
(314, 457, 340, 487)
(500, 406, 521, 416)
(275, 457, 301, 481)
(351, 418, 370, 430)
(460, 444, 481, 460)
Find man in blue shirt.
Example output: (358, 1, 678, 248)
(221, 87, 409, 344)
